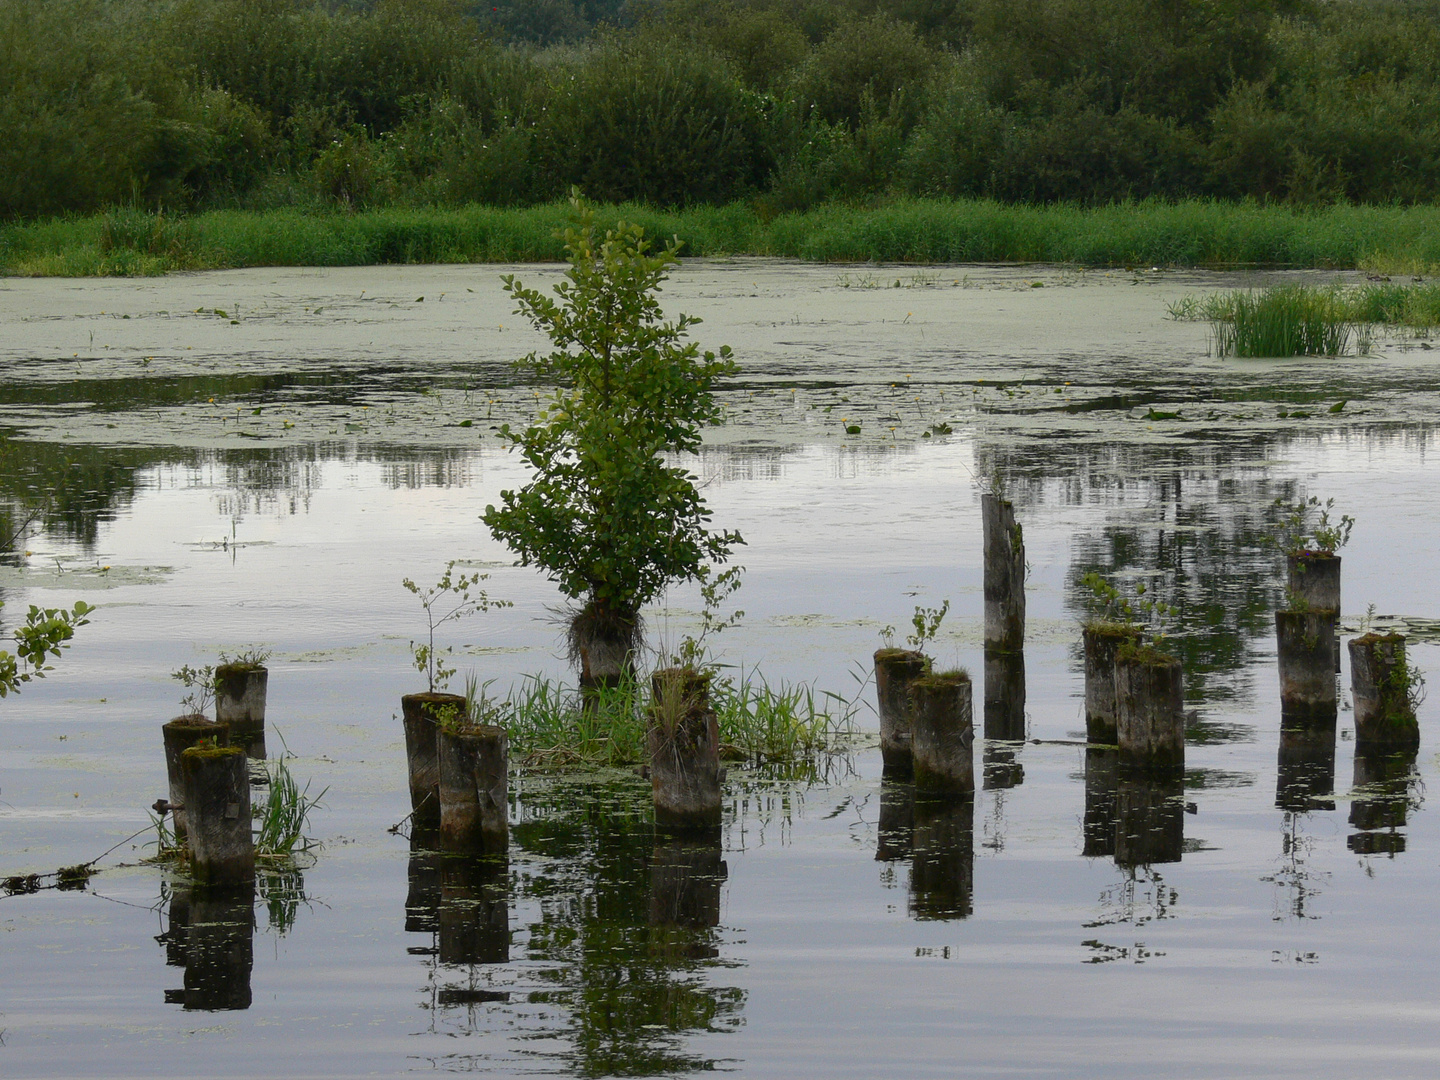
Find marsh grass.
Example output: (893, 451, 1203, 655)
(1206, 287, 1354, 357)
(503, 667, 858, 771)
(254, 754, 327, 860)
(12, 199, 1440, 276)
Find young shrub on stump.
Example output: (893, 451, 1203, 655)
(483, 195, 742, 693)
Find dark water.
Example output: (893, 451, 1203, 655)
(2, 263, 1439, 1077)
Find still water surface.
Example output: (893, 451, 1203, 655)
(1, 262, 1438, 1077)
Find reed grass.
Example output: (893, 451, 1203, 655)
(501, 667, 858, 772)
(1204, 287, 1355, 357)
(10, 199, 1440, 276)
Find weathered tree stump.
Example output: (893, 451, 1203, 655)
(1083, 624, 1141, 744)
(874, 647, 928, 775)
(909, 795, 974, 921)
(215, 662, 268, 758)
(180, 745, 254, 887)
(1275, 611, 1337, 721)
(982, 492, 1025, 653)
(1115, 647, 1185, 767)
(1288, 553, 1341, 671)
(1350, 632, 1420, 751)
(401, 692, 466, 831)
(163, 715, 229, 841)
(648, 668, 723, 830)
(1082, 747, 1119, 858)
(910, 671, 975, 797)
(437, 723, 508, 854)
(983, 647, 1026, 741)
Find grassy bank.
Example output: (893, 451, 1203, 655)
(7, 199, 1440, 277)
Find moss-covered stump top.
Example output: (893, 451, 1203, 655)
(448, 722, 507, 741)
(167, 713, 218, 730)
(1083, 621, 1143, 640)
(1116, 642, 1180, 668)
(1353, 631, 1406, 647)
(181, 743, 246, 762)
(874, 647, 927, 664)
(215, 661, 267, 676)
(915, 668, 970, 690)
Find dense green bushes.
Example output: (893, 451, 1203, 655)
(9, 0, 1440, 222)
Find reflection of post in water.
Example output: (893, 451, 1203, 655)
(909, 795, 974, 920)
(1083, 748, 1119, 858)
(875, 776, 914, 861)
(405, 831, 442, 936)
(649, 831, 727, 961)
(983, 739, 1024, 790)
(439, 854, 510, 966)
(983, 648, 1026, 742)
(1349, 747, 1421, 856)
(1114, 763, 1183, 869)
(1276, 715, 1337, 812)
(161, 884, 255, 1011)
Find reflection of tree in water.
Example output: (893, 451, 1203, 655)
(511, 781, 744, 1077)
(1087, 866, 1179, 930)
(1261, 812, 1330, 921)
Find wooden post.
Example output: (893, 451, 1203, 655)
(982, 493, 1025, 652)
(1115, 648, 1185, 767)
(1288, 553, 1341, 671)
(180, 745, 254, 887)
(909, 795, 974, 920)
(873, 648, 928, 775)
(215, 663, 268, 757)
(401, 692, 466, 831)
(163, 715, 228, 841)
(910, 671, 975, 797)
(1349, 633, 1420, 751)
(982, 647, 1026, 741)
(1114, 762, 1183, 868)
(1082, 624, 1140, 744)
(648, 668, 723, 830)
(1275, 611, 1337, 721)
(437, 723, 508, 854)
(1083, 747, 1119, 858)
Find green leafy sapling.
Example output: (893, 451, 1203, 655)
(171, 664, 216, 717)
(0, 601, 95, 698)
(907, 600, 951, 653)
(1080, 572, 1177, 643)
(672, 565, 745, 671)
(482, 193, 742, 683)
(402, 561, 510, 693)
(1271, 496, 1354, 556)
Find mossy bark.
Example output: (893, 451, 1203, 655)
(215, 663, 268, 758)
(180, 745, 253, 887)
(402, 692, 466, 831)
(873, 647, 927, 775)
(911, 672, 975, 797)
(163, 715, 228, 841)
(1082, 624, 1140, 745)
(1287, 553, 1341, 671)
(1115, 652, 1184, 767)
(1349, 632, 1419, 751)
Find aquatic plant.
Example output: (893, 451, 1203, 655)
(1080, 571, 1177, 646)
(401, 560, 509, 693)
(254, 754, 326, 860)
(1206, 287, 1354, 357)
(483, 195, 741, 690)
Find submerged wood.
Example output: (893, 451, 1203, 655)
(1082, 624, 1140, 744)
(1287, 553, 1341, 671)
(1275, 611, 1337, 721)
(982, 493, 1026, 652)
(163, 715, 228, 841)
(909, 795, 974, 920)
(214, 663, 268, 757)
(180, 745, 253, 887)
(1276, 716, 1337, 812)
(437, 723, 508, 854)
(1349, 632, 1419, 750)
(910, 671, 975, 797)
(873, 647, 927, 775)
(983, 646, 1026, 741)
(648, 667, 723, 830)
(401, 692, 466, 830)
(1114, 651, 1185, 767)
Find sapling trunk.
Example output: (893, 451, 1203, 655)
(981, 493, 1025, 652)
(647, 667, 723, 830)
(1082, 624, 1140, 744)
(163, 715, 229, 841)
(910, 671, 975, 797)
(873, 647, 927, 775)
(214, 662, 268, 758)
(180, 745, 253, 887)
(401, 692, 465, 830)
(437, 723, 508, 854)
(1275, 611, 1337, 721)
